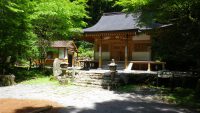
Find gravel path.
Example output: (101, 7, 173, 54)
(0, 84, 195, 113)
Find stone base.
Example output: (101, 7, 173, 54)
(73, 71, 121, 89)
(0, 74, 15, 86)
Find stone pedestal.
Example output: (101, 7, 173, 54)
(108, 59, 119, 90)
(53, 58, 62, 76)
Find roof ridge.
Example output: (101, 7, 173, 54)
(103, 12, 125, 16)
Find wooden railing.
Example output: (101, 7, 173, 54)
(129, 61, 166, 71)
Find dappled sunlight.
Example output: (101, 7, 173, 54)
(65, 99, 189, 113)
(0, 84, 196, 113)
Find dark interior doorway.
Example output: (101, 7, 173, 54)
(68, 54, 72, 67)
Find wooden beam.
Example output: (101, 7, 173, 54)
(84, 31, 136, 37)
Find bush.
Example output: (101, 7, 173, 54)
(12, 67, 52, 83)
(77, 41, 94, 59)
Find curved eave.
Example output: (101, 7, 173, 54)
(83, 29, 139, 33)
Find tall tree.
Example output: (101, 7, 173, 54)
(0, 0, 88, 72)
(31, 0, 88, 59)
(86, 0, 122, 26)
(32, 0, 88, 40)
(0, 0, 38, 73)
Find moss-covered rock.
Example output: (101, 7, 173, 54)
(0, 74, 15, 86)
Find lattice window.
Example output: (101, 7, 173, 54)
(96, 44, 109, 52)
(134, 43, 150, 52)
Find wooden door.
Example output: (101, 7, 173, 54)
(111, 45, 125, 61)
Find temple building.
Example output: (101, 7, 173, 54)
(83, 12, 167, 70)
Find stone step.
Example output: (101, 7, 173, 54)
(74, 76, 104, 80)
(73, 79, 111, 85)
(72, 71, 119, 88)
(72, 83, 104, 88)
(74, 75, 104, 80)
(74, 77, 111, 81)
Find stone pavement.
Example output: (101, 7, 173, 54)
(0, 84, 196, 113)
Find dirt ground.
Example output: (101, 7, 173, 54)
(0, 84, 195, 113)
(0, 98, 63, 113)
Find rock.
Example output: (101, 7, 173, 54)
(0, 74, 15, 86)
(53, 58, 62, 76)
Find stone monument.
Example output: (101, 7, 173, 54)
(53, 58, 62, 77)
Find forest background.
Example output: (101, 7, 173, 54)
(0, 0, 200, 72)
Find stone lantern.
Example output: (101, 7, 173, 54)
(108, 59, 117, 80)
(60, 62, 69, 75)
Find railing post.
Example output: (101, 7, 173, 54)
(147, 62, 151, 71)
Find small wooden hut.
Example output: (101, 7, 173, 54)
(45, 40, 78, 67)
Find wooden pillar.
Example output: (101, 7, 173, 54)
(98, 36, 102, 69)
(125, 34, 128, 68)
(64, 48, 68, 63)
(72, 52, 74, 67)
(147, 62, 151, 71)
(77, 52, 79, 67)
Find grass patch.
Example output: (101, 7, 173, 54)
(12, 67, 52, 83)
(12, 67, 72, 86)
(159, 87, 200, 109)
(21, 76, 59, 85)
(117, 84, 140, 93)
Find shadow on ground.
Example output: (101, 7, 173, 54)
(66, 100, 192, 113)
(14, 100, 192, 113)
(15, 106, 67, 113)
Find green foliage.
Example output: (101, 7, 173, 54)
(46, 48, 59, 54)
(160, 87, 200, 109)
(32, 0, 88, 40)
(117, 84, 137, 93)
(0, 0, 88, 73)
(77, 41, 94, 58)
(0, 0, 39, 73)
(30, 0, 88, 61)
(116, 0, 200, 71)
(115, 0, 149, 12)
(12, 67, 52, 83)
(21, 76, 59, 85)
(86, 0, 122, 26)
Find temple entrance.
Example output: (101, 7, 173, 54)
(68, 54, 72, 67)
(111, 45, 125, 61)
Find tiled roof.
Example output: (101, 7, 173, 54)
(83, 12, 171, 32)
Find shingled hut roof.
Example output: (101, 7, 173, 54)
(51, 40, 78, 52)
(83, 12, 171, 33)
